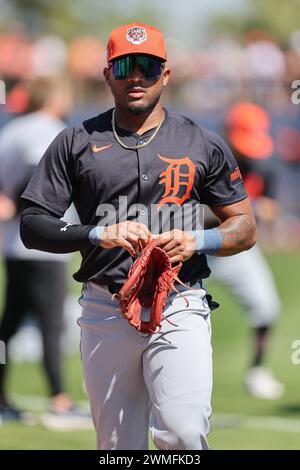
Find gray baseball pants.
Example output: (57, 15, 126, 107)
(207, 245, 281, 327)
(78, 281, 212, 450)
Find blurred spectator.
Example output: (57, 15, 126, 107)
(67, 36, 105, 79)
(244, 30, 285, 81)
(207, 37, 248, 81)
(0, 76, 92, 429)
(272, 125, 300, 249)
(5, 83, 29, 114)
(206, 102, 284, 400)
(0, 33, 32, 80)
(285, 30, 300, 81)
(31, 35, 67, 77)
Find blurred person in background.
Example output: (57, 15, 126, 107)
(206, 102, 284, 400)
(0, 76, 91, 428)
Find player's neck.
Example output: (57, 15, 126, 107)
(114, 103, 165, 135)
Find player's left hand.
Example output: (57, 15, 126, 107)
(155, 229, 196, 264)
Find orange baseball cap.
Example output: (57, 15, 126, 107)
(226, 102, 273, 159)
(107, 23, 167, 62)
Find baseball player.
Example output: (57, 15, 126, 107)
(20, 23, 256, 450)
(0, 77, 91, 428)
(206, 102, 283, 400)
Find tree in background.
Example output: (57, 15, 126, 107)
(210, 0, 300, 44)
(0, 0, 156, 41)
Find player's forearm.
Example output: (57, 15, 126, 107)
(215, 214, 256, 256)
(192, 214, 256, 257)
(20, 205, 95, 253)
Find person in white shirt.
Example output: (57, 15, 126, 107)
(0, 76, 90, 429)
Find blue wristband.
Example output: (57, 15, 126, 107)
(191, 228, 223, 255)
(88, 226, 105, 245)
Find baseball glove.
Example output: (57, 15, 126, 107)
(114, 238, 189, 334)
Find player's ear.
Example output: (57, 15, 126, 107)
(103, 67, 111, 86)
(162, 66, 171, 87)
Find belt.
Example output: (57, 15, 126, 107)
(95, 279, 200, 295)
(87, 282, 115, 295)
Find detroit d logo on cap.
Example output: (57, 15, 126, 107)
(126, 26, 147, 45)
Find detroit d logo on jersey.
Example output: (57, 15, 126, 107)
(158, 155, 196, 207)
(126, 26, 147, 45)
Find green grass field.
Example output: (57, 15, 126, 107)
(0, 252, 299, 449)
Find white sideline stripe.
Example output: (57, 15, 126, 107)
(11, 395, 300, 433)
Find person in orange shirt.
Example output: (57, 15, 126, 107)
(206, 102, 284, 400)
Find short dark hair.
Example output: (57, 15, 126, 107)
(27, 76, 71, 112)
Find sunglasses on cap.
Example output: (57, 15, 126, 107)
(110, 55, 164, 81)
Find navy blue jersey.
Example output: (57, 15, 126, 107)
(22, 108, 247, 291)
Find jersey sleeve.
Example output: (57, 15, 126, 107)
(21, 128, 75, 217)
(200, 130, 248, 206)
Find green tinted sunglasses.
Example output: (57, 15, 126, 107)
(110, 55, 164, 81)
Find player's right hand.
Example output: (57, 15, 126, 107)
(99, 221, 152, 257)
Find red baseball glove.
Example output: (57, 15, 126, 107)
(114, 238, 189, 334)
